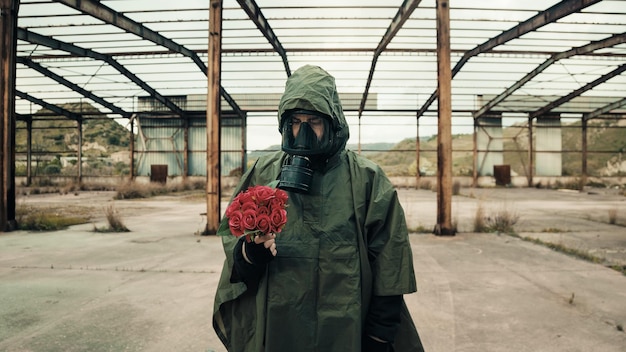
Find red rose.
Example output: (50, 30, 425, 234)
(228, 211, 244, 236)
(275, 188, 288, 203)
(270, 208, 287, 233)
(269, 197, 285, 210)
(257, 205, 270, 216)
(255, 214, 271, 235)
(241, 201, 258, 213)
(253, 186, 275, 204)
(236, 190, 254, 205)
(242, 209, 257, 231)
(225, 200, 240, 218)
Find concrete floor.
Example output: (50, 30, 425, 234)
(0, 187, 624, 351)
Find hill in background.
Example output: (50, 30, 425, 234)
(16, 102, 130, 156)
(15, 102, 131, 176)
(365, 119, 625, 177)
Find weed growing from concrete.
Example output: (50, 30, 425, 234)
(473, 203, 487, 232)
(509, 234, 626, 276)
(93, 204, 129, 232)
(608, 208, 617, 225)
(452, 181, 461, 196)
(542, 227, 565, 233)
(114, 180, 205, 200)
(16, 205, 89, 231)
(473, 203, 519, 234)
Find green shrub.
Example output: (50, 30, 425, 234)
(16, 206, 89, 231)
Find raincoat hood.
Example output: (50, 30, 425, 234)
(278, 65, 349, 156)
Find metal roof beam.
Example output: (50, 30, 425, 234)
(237, 0, 290, 76)
(55, 0, 204, 69)
(584, 97, 626, 121)
(358, 0, 422, 118)
(55, 0, 244, 117)
(17, 28, 185, 117)
(16, 90, 81, 121)
(530, 63, 626, 119)
(16, 57, 131, 119)
(417, 0, 602, 118)
(474, 32, 626, 119)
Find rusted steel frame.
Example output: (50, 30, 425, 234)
(583, 97, 626, 121)
(358, 0, 422, 119)
(418, 0, 602, 119)
(76, 119, 82, 183)
(474, 32, 626, 119)
(15, 90, 81, 121)
(17, 28, 185, 118)
(581, 118, 587, 186)
(415, 119, 420, 188)
(25, 118, 31, 186)
(205, 0, 222, 235)
(530, 64, 626, 119)
(0, 0, 18, 231)
(236, 0, 290, 76)
(129, 115, 135, 180)
(55, 0, 244, 118)
(434, 0, 454, 236)
(183, 119, 189, 180)
(527, 117, 534, 187)
(472, 119, 477, 187)
(17, 56, 131, 119)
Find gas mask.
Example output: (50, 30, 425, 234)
(278, 110, 333, 193)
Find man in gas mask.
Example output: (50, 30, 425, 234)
(213, 65, 424, 352)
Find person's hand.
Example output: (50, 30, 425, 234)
(362, 335, 391, 352)
(242, 233, 277, 265)
(253, 233, 277, 256)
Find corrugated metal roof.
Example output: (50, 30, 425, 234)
(14, 0, 626, 128)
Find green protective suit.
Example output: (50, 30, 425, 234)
(213, 65, 423, 352)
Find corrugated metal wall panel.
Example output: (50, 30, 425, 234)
(136, 151, 184, 176)
(535, 117, 562, 176)
(476, 116, 503, 176)
(135, 116, 244, 177)
(188, 151, 206, 176)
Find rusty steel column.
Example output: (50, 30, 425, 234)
(77, 119, 82, 184)
(241, 114, 247, 174)
(129, 116, 135, 180)
(26, 118, 31, 186)
(527, 117, 534, 187)
(183, 118, 189, 181)
(205, 0, 222, 235)
(581, 118, 588, 187)
(0, 0, 18, 231)
(472, 118, 478, 188)
(415, 119, 420, 189)
(434, 0, 455, 236)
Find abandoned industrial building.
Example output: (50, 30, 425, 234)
(0, 0, 624, 234)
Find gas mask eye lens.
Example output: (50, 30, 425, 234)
(307, 117, 323, 129)
(290, 117, 302, 127)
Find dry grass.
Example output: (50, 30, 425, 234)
(473, 203, 487, 233)
(418, 179, 432, 191)
(608, 208, 617, 225)
(114, 180, 205, 200)
(16, 204, 90, 231)
(452, 180, 461, 196)
(93, 204, 129, 233)
(473, 203, 520, 234)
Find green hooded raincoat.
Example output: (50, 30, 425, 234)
(213, 65, 423, 352)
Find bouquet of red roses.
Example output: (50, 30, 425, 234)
(225, 185, 288, 242)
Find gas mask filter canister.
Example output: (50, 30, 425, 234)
(278, 155, 313, 194)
